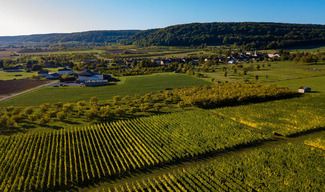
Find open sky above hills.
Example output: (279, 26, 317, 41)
(0, 0, 324, 36)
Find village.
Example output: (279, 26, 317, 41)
(1, 50, 281, 87)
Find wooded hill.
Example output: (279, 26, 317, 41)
(0, 30, 140, 45)
(123, 22, 325, 49)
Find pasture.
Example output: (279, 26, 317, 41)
(0, 73, 211, 107)
(203, 61, 325, 83)
(0, 67, 63, 80)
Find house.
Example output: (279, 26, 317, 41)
(298, 87, 311, 93)
(83, 79, 108, 87)
(46, 73, 61, 79)
(81, 60, 97, 64)
(154, 59, 162, 65)
(268, 53, 281, 58)
(228, 59, 236, 64)
(58, 67, 74, 75)
(78, 70, 104, 82)
(38, 70, 49, 77)
(160, 59, 171, 65)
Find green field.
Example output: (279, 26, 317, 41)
(1, 48, 325, 191)
(0, 70, 38, 80)
(203, 61, 325, 83)
(0, 99, 324, 191)
(101, 142, 324, 192)
(0, 73, 211, 107)
(53, 49, 106, 55)
(213, 95, 325, 136)
(264, 76, 325, 94)
(0, 68, 63, 80)
(0, 109, 269, 191)
(288, 45, 325, 51)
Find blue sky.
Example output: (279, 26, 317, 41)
(0, 0, 324, 36)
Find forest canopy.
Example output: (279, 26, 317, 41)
(123, 22, 325, 49)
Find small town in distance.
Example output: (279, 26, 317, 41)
(0, 1, 324, 191)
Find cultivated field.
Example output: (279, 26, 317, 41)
(0, 94, 324, 191)
(0, 45, 325, 191)
(0, 79, 49, 96)
(0, 73, 211, 107)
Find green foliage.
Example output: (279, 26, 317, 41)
(23, 107, 34, 116)
(0, 109, 268, 191)
(28, 114, 38, 122)
(0, 30, 140, 45)
(214, 95, 325, 136)
(123, 22, 325, 49)
(0, 74, 210, 107)
(40, 103, 51, 113)
(56, 111, 66, 121)
(38, 115, 51, 125)
(110, 143, 325, 191)
(170, 82, 295, 109)
(89, 97, 99, 107)
(62, 103, 74, 112)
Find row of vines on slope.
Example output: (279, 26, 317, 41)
(213, 95, 325, 136)
(0, 110, 268, 191)
(101, 142, 325, 192)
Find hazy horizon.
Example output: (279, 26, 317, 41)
(1, 0, 324, 36)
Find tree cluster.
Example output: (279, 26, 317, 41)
(123, 22, 325, 49)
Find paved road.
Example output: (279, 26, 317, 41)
(0, 81, 59, 102)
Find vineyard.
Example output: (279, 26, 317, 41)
(0, 90, 324, 191)
(0, 110, 269, 191)
(305, 136, 325, 150)
(213, 95, 325, 136)
(100, 142, 325, 191)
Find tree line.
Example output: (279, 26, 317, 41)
(123, 22, 325, 49)
(0, 82, 295, 132)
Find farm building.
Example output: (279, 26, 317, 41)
(46, 73, 60, 79)
(38, 70, 49, 77)
(58, 67, 74, 75)
(298, 87, 311, 93)
(83, 79, 108, 87)
(228, 59, 236, 64)
(78, 70, 104, 82)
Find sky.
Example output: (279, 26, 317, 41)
(0, 0, 324, 36)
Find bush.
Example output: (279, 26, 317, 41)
(89, 97, 99, 107)
(40, 103, 51, 113)
(28, 114, 38, 122)
(63, 103, 74, 113)
(23, 107, 34, 116)
(56, 111, 66, 121)
(38, 115, 50, 125)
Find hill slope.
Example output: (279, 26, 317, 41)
(123, 22, 325, 49)
(0, 30, 140, 45)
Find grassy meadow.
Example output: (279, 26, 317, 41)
(0, 70, 38, 80)
(0, 73, 211, 107)
(203, 61, 325, 83)
(0, 67, 65, 80)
